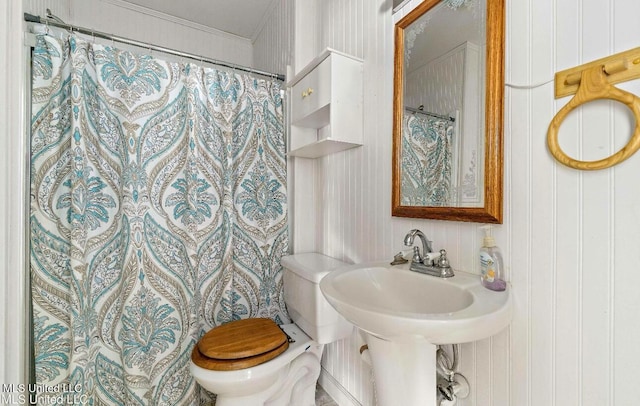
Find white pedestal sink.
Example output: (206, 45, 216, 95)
(319, 262, 512, 406)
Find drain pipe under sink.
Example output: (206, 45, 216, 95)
(436, 344, 470, 405)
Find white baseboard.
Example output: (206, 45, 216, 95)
(318, 368, 362, 406)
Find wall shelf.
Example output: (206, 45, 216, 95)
(287, 138, 363, 158)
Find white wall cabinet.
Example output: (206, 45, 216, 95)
(288, 48, 363, 158)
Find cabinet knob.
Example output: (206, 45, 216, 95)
(302, 87, 314, 98)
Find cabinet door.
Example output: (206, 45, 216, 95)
(291, 56, 332, 127)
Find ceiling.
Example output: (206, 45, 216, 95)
(120, 0, 278, 41)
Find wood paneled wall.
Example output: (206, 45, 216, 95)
(1, 0, 29, 388)
(12, 0, 640, 404)
(255, 0, 640, 405)
(24, 0, 252, 66)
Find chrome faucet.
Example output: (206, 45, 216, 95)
(403, 229, 434, 264)
(403, 229, 454, 278)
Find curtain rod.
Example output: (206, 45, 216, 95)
(23, 12, 286, 82)
(405, 106, 455, 122)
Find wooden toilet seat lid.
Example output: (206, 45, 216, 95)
(191, 340, 289, 371)
(197, 318, 287, 360)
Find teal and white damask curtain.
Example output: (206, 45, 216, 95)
(30, 32, 289, 405)
(401, 113, 454, 207)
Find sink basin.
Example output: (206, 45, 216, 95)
(319, 262, 511, 344)
(319, 261, 512, 406)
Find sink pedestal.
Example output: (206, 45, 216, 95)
(320, 264, 512, 405)
(365, 333, 438, 406)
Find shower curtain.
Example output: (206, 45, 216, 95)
(400, 113, 454, 206)
(29, 32, 289, 405)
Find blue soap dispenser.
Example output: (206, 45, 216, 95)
(479, 225, 506, 291)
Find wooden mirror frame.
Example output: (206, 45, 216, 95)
(392, 0, 505, 223)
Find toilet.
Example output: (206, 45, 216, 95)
(189, 253, 353, 406)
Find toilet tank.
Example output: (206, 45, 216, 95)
(281, 253, 353, 344)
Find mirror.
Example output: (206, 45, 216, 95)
(392, 0, 504, 223)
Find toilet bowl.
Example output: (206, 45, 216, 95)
(189, 253, 353, 406)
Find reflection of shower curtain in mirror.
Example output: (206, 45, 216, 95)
(29, 33, 289, 405)
(401, 114, 454, 206)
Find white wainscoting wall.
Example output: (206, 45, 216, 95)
(5, 0, 640, 405)
(24, 0, 253, 67)
(1, 0, 29, 389)
(254, 0, 640, 405)
(405, 46, 464, 116)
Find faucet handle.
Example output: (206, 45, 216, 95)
(438, 249, 450, 267)
(437, 249, 455, 278)
(423, 251, 441, 264)
(411, 246, 422, 263)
